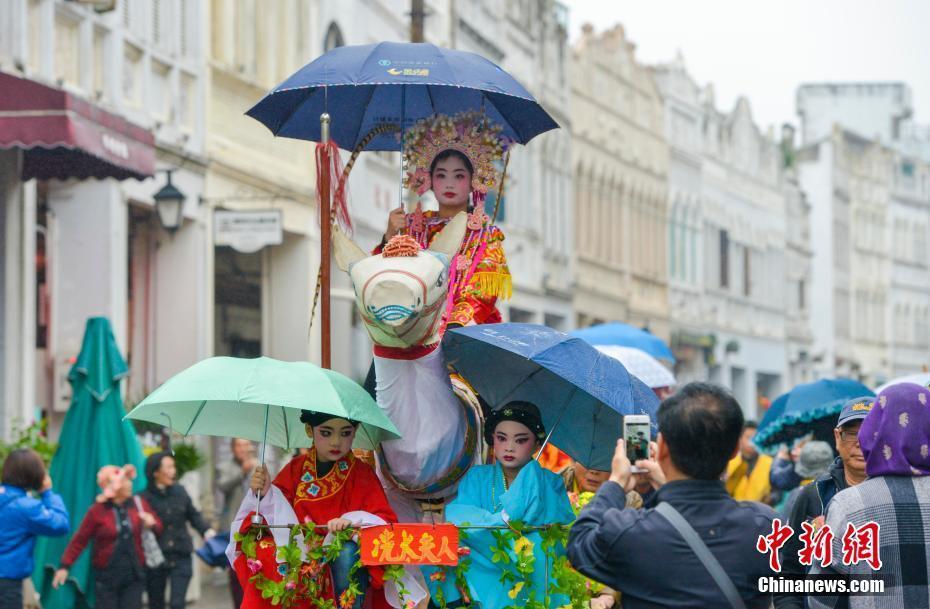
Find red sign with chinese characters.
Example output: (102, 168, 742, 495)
(360, 524, 460, 566)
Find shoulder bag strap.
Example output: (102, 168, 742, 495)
(655, 501, 748, 609)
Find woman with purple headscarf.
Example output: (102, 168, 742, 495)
(808, 382, 930, 609)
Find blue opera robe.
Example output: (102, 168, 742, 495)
(430, 461, 575, 609)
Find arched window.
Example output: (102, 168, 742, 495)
(323, 22, 345, 52)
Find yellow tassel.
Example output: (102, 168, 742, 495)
(473, 272, 512, 300)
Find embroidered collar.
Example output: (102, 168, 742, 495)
(293, 447, 355, 504)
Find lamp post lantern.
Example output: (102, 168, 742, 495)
(153, 169, 185, 233)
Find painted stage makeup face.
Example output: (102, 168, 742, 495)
(493, 420, 539, 474)
(307, 418, 357, 463)
(431, 154, 472, 207)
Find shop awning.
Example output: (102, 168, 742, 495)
(0, 71, 155, 181)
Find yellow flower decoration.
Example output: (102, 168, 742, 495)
(513, 536, 534, 556)
(507, 581, 525, 599)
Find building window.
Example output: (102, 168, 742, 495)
(719, 229, 729, 289)
(798, 279, 805, 311)
(324, 22, 344, 53)
(743, 247, 751, 297)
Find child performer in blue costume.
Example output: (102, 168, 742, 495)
(430, 401, 575, 609)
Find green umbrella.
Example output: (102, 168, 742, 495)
(124, 356, 401, 451)
(32, 317, 147, 609)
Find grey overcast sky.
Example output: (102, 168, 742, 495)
(563, 0, 930, 133)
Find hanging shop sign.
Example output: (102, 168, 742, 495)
(214, 210, 283, 253)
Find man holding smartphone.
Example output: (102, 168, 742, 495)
(567, 382, 777, 609)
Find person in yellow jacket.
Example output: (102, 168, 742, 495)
(725, 420, 773, 503)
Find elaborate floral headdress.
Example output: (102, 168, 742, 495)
(403, 111, 510, 196)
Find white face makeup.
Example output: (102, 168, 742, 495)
(430, 154, 472, 207)
(493, 420, 539, 473)
(308, 418, 357, 463)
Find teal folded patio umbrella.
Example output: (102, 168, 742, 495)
(32, 317, 147, 609)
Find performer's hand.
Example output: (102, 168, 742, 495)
(609, 439, 633, 491)
(250, 464, 271, 495)
(204, 528, 217, 540)
(140, 512, 156, 529)
(384, 206, 406, 241)
(52, 568, 68, 589)
(327, 517, 354, 533)
(591, 593, 616, 609)
(41, 474, 52, 492)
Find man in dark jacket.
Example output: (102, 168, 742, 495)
(568, 382, 777, 609)
(142, 452, 215, 609)
(774, 397, 872, 609)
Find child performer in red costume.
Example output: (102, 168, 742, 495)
(226, 411, 426, 609)
(377, 111, 511, 330)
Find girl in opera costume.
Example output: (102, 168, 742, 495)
(427, 402, 575, 609)
(226, 411, 426, 609)
(377, 111, 512, 330)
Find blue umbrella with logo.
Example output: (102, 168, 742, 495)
(754, 378, 875, 449)
(246, 41, 559, 150)
(443, 323, 659, 471)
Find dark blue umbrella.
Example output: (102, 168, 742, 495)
(443, 323, 659, 470)
(754, 378, 875, 448)
(246, 41, 559, 150)
(571, 322, 675, 363)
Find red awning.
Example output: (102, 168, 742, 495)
(0, 71, 155, 181)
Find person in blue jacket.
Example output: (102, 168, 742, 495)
(0, 448, 70, 608)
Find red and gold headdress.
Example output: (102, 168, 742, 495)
(403, 112, 509, 196)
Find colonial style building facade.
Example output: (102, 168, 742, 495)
(652, 53, 797, 415)
(0, 0, 209, 437)
(797, 83, 930, 384)
(571, 24, 669, 339)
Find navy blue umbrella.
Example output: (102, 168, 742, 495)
(443, 323, 659, 470)
(246, 41, 559, 150)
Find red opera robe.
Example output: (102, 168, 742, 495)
(232, 448, 404, 609)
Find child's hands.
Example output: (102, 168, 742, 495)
(327, 517, 354, 533)
(250, 465, 271, 495)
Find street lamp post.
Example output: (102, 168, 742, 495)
(153, 169, 185, 233)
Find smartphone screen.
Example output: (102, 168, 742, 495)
(625, 421, 651, 463)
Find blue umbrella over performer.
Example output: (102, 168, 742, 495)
(245, 40, 560, 368)
(443, 323, 660, 471)
(246, 41, 558, 151)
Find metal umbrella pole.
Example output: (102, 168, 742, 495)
(319, 111, 332, 369)
(251, 404, 271, 526)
